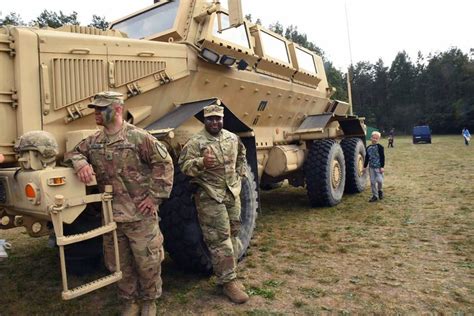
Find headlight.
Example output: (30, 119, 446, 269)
(219, 55, 236, 66)
(200, 48, 220, 63)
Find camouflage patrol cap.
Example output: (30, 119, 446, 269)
(88, 91, 124, 108)
(14, 130, 59, 159)
(203, 101, 224, 117)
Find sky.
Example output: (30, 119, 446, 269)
(1, 0, 473, 70)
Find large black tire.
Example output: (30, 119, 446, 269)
(304, 140, 346, 207)
(341, 138, 367, 193)
(159, 166, 258, 273)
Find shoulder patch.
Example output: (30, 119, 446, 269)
(155, 141, 168, 159)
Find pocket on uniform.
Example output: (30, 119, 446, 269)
(203, 227, 220, 245)
(90, 150, 106, 177)
(146, 234, 161, 261)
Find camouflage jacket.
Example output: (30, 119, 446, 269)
(179, 129, 246, 202)
(64, 121, 174, 222)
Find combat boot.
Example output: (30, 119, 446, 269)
(121, 300, 139, 316)
(234, 279, 245, 290)
(140, 300, 157, 316)
(223, 280, 249, 304)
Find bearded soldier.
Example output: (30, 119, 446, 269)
(65, 91, 173, 315)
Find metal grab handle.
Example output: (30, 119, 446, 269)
(70, 48, 91, 54)
(137, 51, 155, 57)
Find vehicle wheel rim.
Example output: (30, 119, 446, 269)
(331, 159, 342, 189)
(357, 153, 364, 176)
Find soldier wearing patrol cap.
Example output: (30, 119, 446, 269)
(178, 100, 250, 304)
(65, 91, 174, 316)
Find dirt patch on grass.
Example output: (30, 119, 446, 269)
(1, 136, 473, 314)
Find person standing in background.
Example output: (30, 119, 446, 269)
(462, 128, 471, 146)
(364, 131, 385, 202)
(388, 128, 395, 148)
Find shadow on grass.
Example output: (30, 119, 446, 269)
(259, 186, 311, 214)
(0, 237, 220, 314)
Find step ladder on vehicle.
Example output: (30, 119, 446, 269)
(49, 185, 122, 300)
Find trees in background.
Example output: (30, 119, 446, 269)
(1, 10, 79, 28)
(33, 10, 79, 28)
(420, 49, 474, 133)
(326, 61, 347, 101)
(89, 15, 109, 30)
(0, 10, 109, 30)
(264, 19, 473, 134)
(1, 11, 472, 134)
(0, 12, 25, 26)
(352, 48, 474, 134)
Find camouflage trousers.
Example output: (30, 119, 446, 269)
(195, 188, 242, 284)
(103, 217, 163, 300)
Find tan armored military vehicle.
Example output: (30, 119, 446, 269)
(0, 0, 366, 299)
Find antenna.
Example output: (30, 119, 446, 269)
(345, 0, 354, 115)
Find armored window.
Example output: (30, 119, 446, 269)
(259, 31, 290, 64)
(295, 47, 317, 74)
(111, 0, 180, 39)
(212, 14, 251, 49)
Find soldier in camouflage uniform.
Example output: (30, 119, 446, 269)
(64, 91, 173, 316)
(178, 102, 250, 304)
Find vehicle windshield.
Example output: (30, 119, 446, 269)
(295, 47, 317, 74)
(259, 30, 290, 64)
(212, 14, 250, 49)
(111, 0, 180, 39)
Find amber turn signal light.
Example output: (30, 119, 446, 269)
(25, 183, 36, 199)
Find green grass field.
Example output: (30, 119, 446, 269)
(0, 135, 473, 314)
